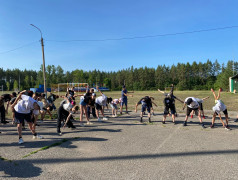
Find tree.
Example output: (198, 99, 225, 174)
(6, 81, 10, 91)
(13, 80, 19, 91)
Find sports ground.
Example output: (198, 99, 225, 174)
(1, 90, 238, 179)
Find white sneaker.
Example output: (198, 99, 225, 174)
(98, 118, 102, 122)
(79, 123, 85, 127)
(18, 138, 24, 144)
(87, 121, 93, 125)
(33, 135, 44, 139)
(103, 117, 108, 120)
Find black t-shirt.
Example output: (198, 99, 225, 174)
(138, 96, 151, 105)
(83, 92, 92, 104)
(1, 94, 11, 102)
(68, 90, 74, 96)
(164, 97, 176, 107)
(10, 97, 17, 104)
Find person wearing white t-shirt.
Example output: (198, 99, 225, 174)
(11, 90, 43, 144)
(211, 88, 230, 130)
(183, 97, 205, 128)
(110, 99, 121, 117)
(95, 87, 108, 121)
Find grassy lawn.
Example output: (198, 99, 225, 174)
(2, 90, 238, 120)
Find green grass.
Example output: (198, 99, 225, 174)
(22, 138, 69, 158)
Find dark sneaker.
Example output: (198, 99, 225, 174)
(210, 124, 215, 128)
(162, 121, 165, 124)
(173, 121, 176, 125)
(149, 118, 152, 123)
(234, 119, 238, 122)
(201, 123, 206, 128)
(140, 117, 143, 123)
(183, 121, 187, 126)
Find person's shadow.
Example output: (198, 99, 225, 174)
(1, 158, 42, 178)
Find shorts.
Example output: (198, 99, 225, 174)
(95, 103, 102, 110)
(186, 107, 199, 116)
(164, 105, 176, 115)
(141, 104, 151, 113)
(121, 99, 127, 106)
(215, 109, 228, 115)
(80, 99, 87, 106)
(199, 103, 203, 111)
(110, 104, 117, 109)
(14, 111, 32, 124)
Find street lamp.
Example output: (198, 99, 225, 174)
(30, 24, 47, 98)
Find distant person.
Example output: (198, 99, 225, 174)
(95, 87, 108, 122)
(110, 98, 121, 117)
(120, 85, 133, 115)
(210, 88, 230, 130)
(87, 88, 97, 118)
(158, 84, 183, 122)
(135, 96, 157, 123)
(190, 97, 209, 119)
(183, 97, 206, 128)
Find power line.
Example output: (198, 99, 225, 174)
(45, 25, 238, 42)
(0, 41, 39, 55)
(0, 25, 237, 54)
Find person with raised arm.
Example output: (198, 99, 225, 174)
(210, 88, 230, 130)
(11, 90, 44, 144)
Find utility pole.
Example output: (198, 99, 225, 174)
(30, 24, 47, 98)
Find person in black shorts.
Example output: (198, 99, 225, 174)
(11, 90, 44, 144)
(135, 96, 157, 123)
(183, 97, 205, 128)
(158, 85, 183, 124)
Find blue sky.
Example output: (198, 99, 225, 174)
(0, 0, 237, 72)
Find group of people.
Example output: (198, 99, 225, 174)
(137, 84, 232, 130)
(0, 84, 236, 145)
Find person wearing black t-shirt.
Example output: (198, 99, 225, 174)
(135, 96, 157, 123)
(158, 85, 184, 124)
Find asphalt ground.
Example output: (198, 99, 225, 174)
(1, 109, 238, 180)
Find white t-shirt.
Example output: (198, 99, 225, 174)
(95, 94, 107, 106)
(195, 98, 203, 104)
(213, 100, 226, 114)
(14, 95, 37, 114)
(63, 103, 73, 112)
(185, 97, 199, 109)
(111, 99, 119, 105)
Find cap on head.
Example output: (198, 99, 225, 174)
(122, 85, 126, 89)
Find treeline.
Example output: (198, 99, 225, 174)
(0, 60, 237, 91)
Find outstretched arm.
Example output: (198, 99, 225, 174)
(152, 101, 158, 107)
(217, 88, 222, 100)
(175, 96, 184, 104)
(97, 87, 104, 96)
(158, 89, 166, 94)
(202, 96, 210, 101)
(135, 103, 138, 112)
(211, 88, 217, 100)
